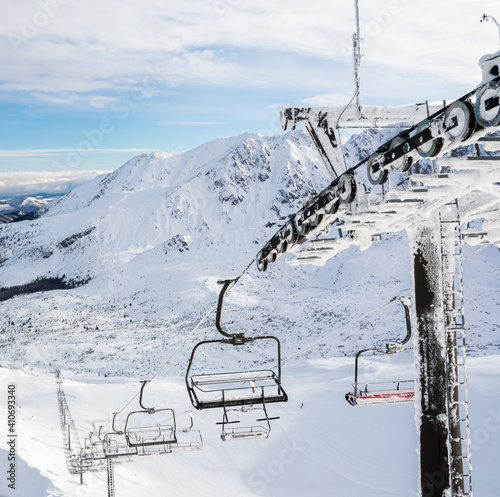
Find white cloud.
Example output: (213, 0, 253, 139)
(30, 91, 78, 105)
(159, 121, 223, 126)
(0, 0, 496, 102)
(0, 149, 155, 157)
(301, 93, 357, 107)
(89, 95, 119, 109)
(0, 170, 110, 196)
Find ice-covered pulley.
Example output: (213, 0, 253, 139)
(388, 137, 412, 173)
(307, 203, 324, 228)
(276, 220, 296, 254)
(416, 119, 443, 158)
(256, 243, 276, 272)
(295, 212, 310, 236)
(367, 154, 389, 185)
(256, 254, 268, 272)
(337, 174, 357, 204)
(475, 81, 500, 127)
(324, 197, 340, 216)
(444, 101, 476, 142)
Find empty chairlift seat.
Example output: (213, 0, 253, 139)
(185, 279, 287, 440)
(121, 381, 202, 455)
(187, 342, 287, 410)
(345, 296, 415, 407)
(124, 408, 177, 448)
(346, 379, 415, 406)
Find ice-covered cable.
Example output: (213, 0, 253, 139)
(462, 241, 496, 260)
(280, 290, 411, 365)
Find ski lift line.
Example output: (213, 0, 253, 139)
(96, 300, 220, 435)
(462, 241, 495, 260)
(149, 301, 219, 382)
(336, 89, 360, 172)
(279, 291, 411, 366)
(100, 252, 256, 432)
(149, 254, 257, 377)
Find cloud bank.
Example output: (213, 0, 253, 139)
(0, 0, 494, 100)
(0, 170, 109, 196)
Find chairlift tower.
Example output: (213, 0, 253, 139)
(55, 373, 203, 496)
(255, 7, 500, 496)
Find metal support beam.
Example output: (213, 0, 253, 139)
(107, 458, 116, 497)
(412, 216, 451, 497)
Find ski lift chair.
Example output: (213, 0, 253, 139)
(122, 381, 203, 456)
(82, 432, 107, 461)
(185, 279, 287, 440)
(124, 381, 178, 451)
(96, 415, 138, 459)
(345, 296, 415, 406)
(217, 402, 280, 441)
(169, 412, 203, 452)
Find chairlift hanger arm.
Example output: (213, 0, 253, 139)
(111, 413, 123, 435)
(397, 296, 412, 346)
(384, 296, 412, 347)
(139, 380, 154, 412)
(216, 278, 239, 339)
(353, 348, 383, 388)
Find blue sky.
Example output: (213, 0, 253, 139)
(0, 0, 499, 194)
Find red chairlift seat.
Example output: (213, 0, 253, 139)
(346, 380, 415, 406)
(345, 296, 415, 407)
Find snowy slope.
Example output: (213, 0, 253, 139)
(1, 356, 499, 497)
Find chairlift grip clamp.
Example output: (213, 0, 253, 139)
(232, 333, 247, 345)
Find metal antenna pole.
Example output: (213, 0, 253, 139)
(353, 0, 362, 117)
(481, 14, 500, 49)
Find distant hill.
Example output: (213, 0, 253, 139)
(0, 193, 62, 223)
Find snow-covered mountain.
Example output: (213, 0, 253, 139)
(0, 133, 328, 287)
(0, 194, 61, 216)
(0, 130, 499, 497)
(0, 129, 498, 377)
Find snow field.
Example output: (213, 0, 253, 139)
(0, 354, 498, 497)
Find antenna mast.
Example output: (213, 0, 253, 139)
(481, 14, 500, 48)
(353, 0, 362, 117)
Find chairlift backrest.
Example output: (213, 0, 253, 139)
(186, 338, 287, 410)
(124, 407, 177, 447)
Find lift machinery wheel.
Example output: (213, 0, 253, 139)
(444, 100, 476, 142)
(389, 137, 412, 173)
(416, 119, 443, 158)
(367, 154, 389, 186)
(475, 80, 500, 127)
(338, 174, 357, 204)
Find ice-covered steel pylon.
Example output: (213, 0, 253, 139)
(271, 34, 500, 497)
